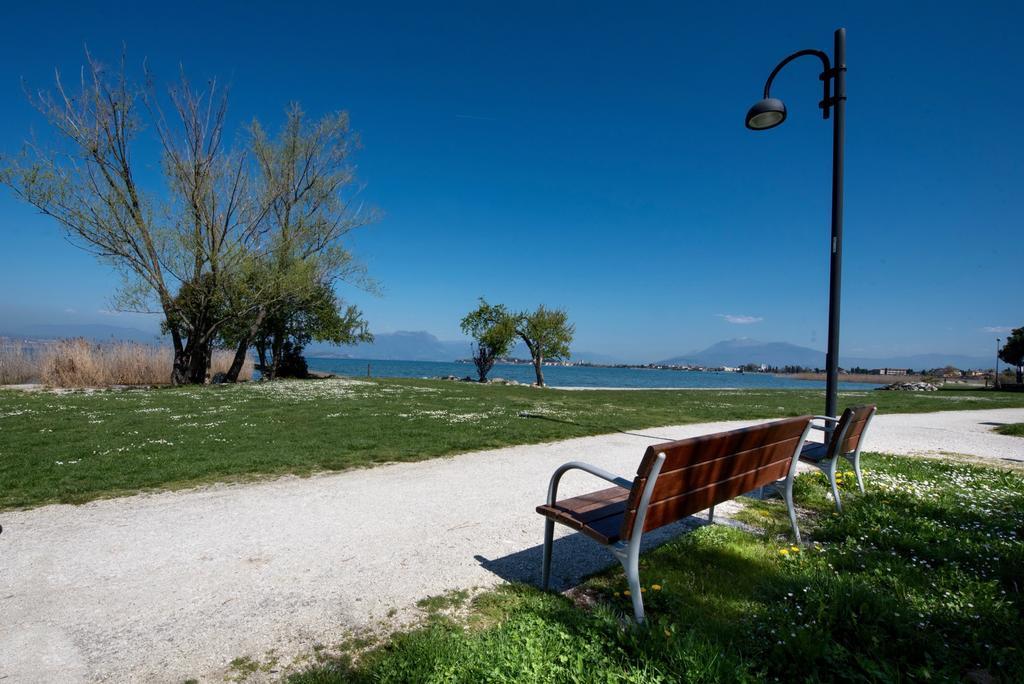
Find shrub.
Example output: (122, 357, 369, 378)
(275, 341, 309, 379)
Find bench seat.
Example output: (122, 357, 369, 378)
(799, 441, 830, 462)
(536, 486, 630, 545)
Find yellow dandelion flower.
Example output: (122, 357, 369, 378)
(791, 545, 800, 552)
(624, 590, 631, 596)
(652, 584, 662, 591)
(640, 587, 646, 593)
(779, 549, 789, 555)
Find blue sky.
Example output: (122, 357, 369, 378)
(0, 1, 1020, 362)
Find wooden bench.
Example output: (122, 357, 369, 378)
(536, 416, 814, 622)
(800, 404, 876, 511)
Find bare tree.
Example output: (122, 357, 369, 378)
(147, 70, 274, 383)
(1, 51, 278, 384)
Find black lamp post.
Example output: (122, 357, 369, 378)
(746, 28, 847, 419)
(996, 338, 1001, 389)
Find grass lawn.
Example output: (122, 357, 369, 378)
(289, 454, 1024, 683)
(995, 423, 1024, 437)
(2, 378, 1024, 510)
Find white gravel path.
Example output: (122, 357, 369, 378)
(1, 407, 1022, 682)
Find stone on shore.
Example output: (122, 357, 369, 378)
(877, 381, 939, 391)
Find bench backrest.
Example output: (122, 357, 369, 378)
(619, 416, 812, 541)
(830, 405, 876, 456)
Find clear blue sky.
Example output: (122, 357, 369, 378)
(0, 1, 1020, 362)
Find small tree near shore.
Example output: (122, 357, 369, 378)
(460, 299, 515, 382)
(999, 327, 1024, 384)
(515, 305, 574, 387)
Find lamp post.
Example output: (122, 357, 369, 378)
(746, 28, 847, 419)
(996, 338, 1001, 389)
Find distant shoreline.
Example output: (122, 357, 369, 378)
(778, 372, 922, 385)
(306, 358, 882, 391)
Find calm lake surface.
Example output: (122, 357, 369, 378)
(306, 358, 879, 391)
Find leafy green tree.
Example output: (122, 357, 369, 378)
(460, 299, 516, 382)
(223, 104, 377, 380)
(515, 305, 574, 387)
(251, 278, 372, 380)
(999, 327, 1024, 384)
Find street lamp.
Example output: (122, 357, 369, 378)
(746, 28, 847, 419)
(996, 338, 1001, 389)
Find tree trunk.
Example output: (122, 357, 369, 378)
(187, 339, 211, 384)
(473, 344, 494, 382)
(1017, 365, 1023, 384)
(171, 350, 190, 385)
(533, 354, 545, 386)
(168, 323, 191, 386)
(225, 307, 266, 383)
(268, 327, 285, 381)
(224, 338, 250, 383)
(255, 339, 268, 373)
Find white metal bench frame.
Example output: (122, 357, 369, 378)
(540, 419, 813, 623)
(805, 405, 876, 512)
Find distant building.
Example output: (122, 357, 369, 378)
(871, 368, 909, 376)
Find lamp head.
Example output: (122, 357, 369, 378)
(745, 97, 787, 130)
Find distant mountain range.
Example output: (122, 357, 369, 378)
(660, 338, 991, 370)
(307, 331, 624, 364)
(306, 331, 467, 362)
(2, 324, 991, 370)
(1, 323, 165, 344)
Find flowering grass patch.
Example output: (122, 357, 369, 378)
(1, 379, 1023, 510)
(291, 454, 1024, 683)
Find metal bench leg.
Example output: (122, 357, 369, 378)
(708, 505, 715, 523)
(619, 543, 646, 623)
(851, 454, 865, 493)
(784, 474, 802, 546)
(541, 518, 554, 590)
(827, 460, 843, 512)
(609, 542, 645, 623)
(625, 563, 644, 623)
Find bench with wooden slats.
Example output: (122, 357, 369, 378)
(799, 404, 876, 511)
(537, 415, 814, 622)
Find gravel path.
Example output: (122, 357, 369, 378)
(2, 407, 1022, 682)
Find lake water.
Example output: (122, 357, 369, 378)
(306, 358, 879, 391)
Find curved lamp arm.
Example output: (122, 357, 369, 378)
(763, 49, 833, 119)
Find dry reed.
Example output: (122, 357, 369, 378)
(0, 339, 253, 387)
(0, 341, 40, 384)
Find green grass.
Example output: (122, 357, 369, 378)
(2, 377, 1023, 510)
(289, 454, 1024, 683)
(995, 422, 1024, 437)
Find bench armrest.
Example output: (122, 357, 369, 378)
(547, 461, 634, 506)
(812, 415, 841, 424)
